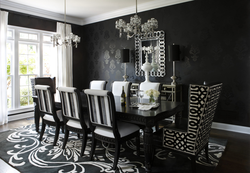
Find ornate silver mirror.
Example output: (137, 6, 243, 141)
(135, 31, 165, 77)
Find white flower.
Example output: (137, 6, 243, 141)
(145, 89, 160, 98)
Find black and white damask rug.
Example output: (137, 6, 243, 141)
(0, 124, 227, 173)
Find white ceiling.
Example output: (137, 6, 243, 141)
(0, 0, 192, 25)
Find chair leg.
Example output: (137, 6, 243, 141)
(77, 133, 81, 139)
(62, 129, 69, 149)
(113, 141, 120, 170)
(90, 135, 96, 160)
(81, 132, 88, 157)
(39, 121, 46, 141)
(136, 135, 140, 157)
(205, 142, 210, 162)
(61, 124, 64, 133)
(53, 125, 60, 146)
(191, 155, 197, 173)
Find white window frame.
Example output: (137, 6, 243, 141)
(7, 25, 57, 115)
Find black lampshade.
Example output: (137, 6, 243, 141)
(121, 49, 130, 63)
(168, 45, 180, 62)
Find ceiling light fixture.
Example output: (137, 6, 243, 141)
(51, 0, 80, 48)
(115, 0, 158, 40)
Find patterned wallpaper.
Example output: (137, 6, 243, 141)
(77, 0, 250, 127)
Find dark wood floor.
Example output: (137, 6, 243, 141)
(0, 118, 249, 173)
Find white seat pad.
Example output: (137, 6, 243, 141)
(66, 119, 82, 129)
(94, 121, 139, 138)
(43, 110, 63, 122)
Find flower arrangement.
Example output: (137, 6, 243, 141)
(145, 89, 160, 103)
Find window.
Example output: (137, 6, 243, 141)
(7, 26, 57, 114)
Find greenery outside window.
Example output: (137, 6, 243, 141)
(7, 26, 57, 114)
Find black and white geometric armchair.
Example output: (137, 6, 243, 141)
(153, 82, 223, 173)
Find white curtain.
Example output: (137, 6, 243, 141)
(0, 11, 9, 125)
(55, 22, 73, 101)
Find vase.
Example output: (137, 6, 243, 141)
(149, 95, 155, 104)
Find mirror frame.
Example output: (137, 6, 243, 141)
(135, 30, 165, 77)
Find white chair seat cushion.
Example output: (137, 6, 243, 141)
(94, 121, 140, 138)
(66, 119, 81, 129)
(43, 110, 63, 122)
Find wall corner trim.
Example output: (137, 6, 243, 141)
(212, 122, 250, 135)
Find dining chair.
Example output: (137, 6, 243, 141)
(84, 89, 140, 170)
(89, 80, 107, 90)
(153, 82, 223, 173)
(35, 85, 64, 146)
(111, 81, 131, 97)
(57, 86, 91, 156)
(139, 82, 161, 98)
(31, 77, 60, 132)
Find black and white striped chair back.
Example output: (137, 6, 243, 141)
(84, 89, 116, 129)
(35, 85, 54, 114)
(58, 87, 81, 120)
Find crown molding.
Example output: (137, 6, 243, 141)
(0, 0, 82, 25)
(81, 0, 193, 25)
(0, 0, 193, 26)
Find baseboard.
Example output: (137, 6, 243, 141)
(8, 112, 34, 122)
(212, 122, 250, 135)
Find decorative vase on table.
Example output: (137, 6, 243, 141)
(145, 89, 160, 105)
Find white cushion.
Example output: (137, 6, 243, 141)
(43, 110, 63, 122)
(90, 80, 106, 90)
(112, 81, 130, 96)
(57, 86, 76, 93)
(94, 121, 139, 138)
(139, 82, 160, 98)
(66, 119, 81, 129)
(84, 89, 109, 96)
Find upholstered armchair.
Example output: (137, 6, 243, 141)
(153, 83, 223, 173)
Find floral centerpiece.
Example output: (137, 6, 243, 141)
(145, 89, 160, 104)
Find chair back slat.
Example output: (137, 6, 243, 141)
(88, 94, 112, 127)
(84, 89, 115, 129)
(35, 85, 53, 114)
(58, 87, 81, 120)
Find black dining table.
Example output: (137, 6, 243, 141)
(113, 96, 184, 172)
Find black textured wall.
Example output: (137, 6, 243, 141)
(4, 0, 250, 127)
(79, 0, 250, 127)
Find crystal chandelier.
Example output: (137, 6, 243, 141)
(115, 0, 158, 40)
(51, 0, 80, 48)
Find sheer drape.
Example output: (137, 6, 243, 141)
(0, 11, 9, 125)
(55, 22, 73, 101)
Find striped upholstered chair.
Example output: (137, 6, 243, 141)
(35, 85, 64, 146)
(153, 83, 223, 173)
(58, 87, 91, 157)
(84, 89, 140, 170)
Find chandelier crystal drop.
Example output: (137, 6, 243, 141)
(51, 0, 80, 48)
(115, 0, 158, 40)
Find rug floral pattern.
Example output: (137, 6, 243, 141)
(0, 124, 226, 173)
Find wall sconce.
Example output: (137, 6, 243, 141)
(168, 44, 180, 85)
(121, 49, 130, 81)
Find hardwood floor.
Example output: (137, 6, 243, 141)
(0, 118, 249, 173)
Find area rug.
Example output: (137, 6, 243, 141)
(0, 124, 227, 173)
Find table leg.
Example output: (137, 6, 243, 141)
(34, 102, 40, 132)
(143, 126, 154, 172)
